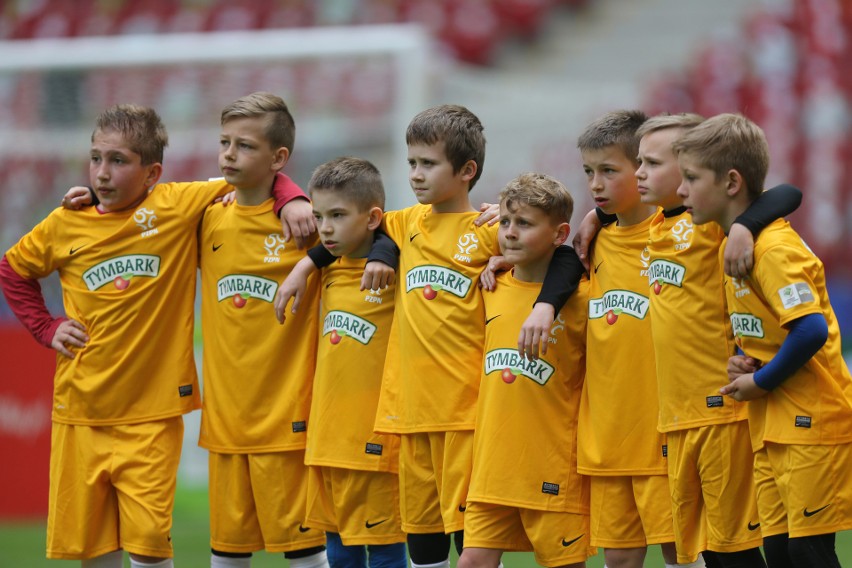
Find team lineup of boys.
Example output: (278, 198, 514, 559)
(0, 89, 851, 568)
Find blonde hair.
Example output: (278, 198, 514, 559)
(499, 172, 573, 224)
(672, 113, 769, 200)
(93, 104, 168, 165)
(636, 112, 704, 139)
(309, 157, 385, 211)
(577, 109, 647, 166)
(220, 91, 295, 153)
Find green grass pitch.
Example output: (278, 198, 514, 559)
(2, 485, 851, 567)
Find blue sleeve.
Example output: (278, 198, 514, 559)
(753, 313, 828, 390)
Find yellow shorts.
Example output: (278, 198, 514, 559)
(753, 447, 787, 538)
(588, 475, 674, 549)
(305, 465, 405, 545)
(463, 501, 595, 567)
(761, 442, 852, 538)
(667, 422, 762, 563)
(46, 418, 183, 560)
(399, 431, 473, 534)
(208, 450, 326, 553)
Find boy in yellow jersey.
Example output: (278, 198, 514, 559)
(301, 157, 407, 568)
(675, 112, 852, 568)
(634, 113, 801, 567)
(0, 105, 236, 568)
(276, 104, 584, 568)
(458, 173, 593, 568)
(197, 92, 330, 568)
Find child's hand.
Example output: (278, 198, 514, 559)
(474, 202, 500, 226)
(213, 191, 236, 206)
(361, 261, 395, 291)
(479, 255, 510, 292)
(51, 319, 88, 359)
(727, 354, 760, 382)
(571, 209, 602, 273)
(280, 198, 317, 249)
(517, 302, 555, 361)
(723, 222, 755, 278)
(720, 372, 768, 402)
(61, 187, 93, 210)
(274, 257, 315, 323)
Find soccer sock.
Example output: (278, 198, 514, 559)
(410, 561, 450, 568)
(81, 550, 123, 568)
(129, 558, 173, 568)
(211, 553, 251, 567)
(289, 549, 330, 568)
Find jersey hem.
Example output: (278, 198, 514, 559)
(52, 408, 192, 426)
(658, 414, 748, 433)
(466, 495, 589, 515)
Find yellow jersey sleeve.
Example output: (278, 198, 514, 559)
(648, 210, 748, 432)
(304, 255, 400, 472)
(725, 220, 852, 450)
(374, 206, 500, 433)
(579, 216, 668, 475)
(197, 200, 320, 453)
(469, 272, 589, 513)
(4, 179, 231, 425)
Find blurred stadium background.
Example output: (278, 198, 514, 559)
(1, 0, 850, 565)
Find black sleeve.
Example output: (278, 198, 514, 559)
(733, 183, 802, 235)
(595, 206, 617, 226)
(366, 230, 400, 271)
(307, 243, 335, 268)
(87, 186, 99, 206)
(535, 246, 584, 313)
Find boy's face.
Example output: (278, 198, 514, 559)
(498, 201, 566, 269)
(676, 152, 727, 225)
(219, 116, 287, 191)
(581, 146, 641, 216)
(89, 129, 161, 213)
(311, 189, 379, 258)
(636, 128, 684, 211)
(407, 141, 473, 210)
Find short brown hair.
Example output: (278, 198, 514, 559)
(406, 104, 486, 189)
(220, 91, 296, 154)
(309, 157, 385, 211)
(577, 109, 647, 166)
(499, 172, 573, 225)
(636, 112, 704, 139)
(93, 104, 168, 165)
(672, 113, 769, 200)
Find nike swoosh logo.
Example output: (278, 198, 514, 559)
(748, 521, 761, 531)
(298, 525, 310, 533)
(212, 243, 223, 251)
(69, 245, 85, 255)
(365, 519, 388, 529)
(458, 505, 466, 513)
(593, 260, 603, 273)
(803, 504, 831, 517)
(409, 233, 420, 242)
(325, 280, 336, 289)
(485, 315, 501, 325)
(561, 534, 584, 547)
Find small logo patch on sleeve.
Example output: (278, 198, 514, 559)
(292, 421, 307, 433)
(795, 416, 812, 428)
(365, 443, 384, 455)
(662, 444, 668, 458)
(178, 385, 193, 397)
(542, 482, 560, 495)
(706, 395, 724, 408)
(778, 282, 815, 309)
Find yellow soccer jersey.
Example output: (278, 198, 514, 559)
(305, 255, 399, 472)
(198, 200, 320, 453)
(648, 209, 748, 432)
(579, 216, 668, 475)
(374, 204, 499, 433)
(469, 272, 589, 513)
(723, 220, 852, 450)
(5, 180, 232, 425)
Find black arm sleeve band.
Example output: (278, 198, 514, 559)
(535, 246, 584, 313)
(87, 186, 99, 206)
(366, 230, 400, 270)
(306, 243, 336, 268)
(595, 206, 617, 226)
(733, 183, 802, 235)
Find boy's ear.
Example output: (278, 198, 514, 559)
(144, 163, 163, 189)
(554, 222, 570, 246)
(367, 206, 383, 231)
(725, 169, 744, 197)
(459, 159, 477, 182)
(272, 147, 290, 171)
